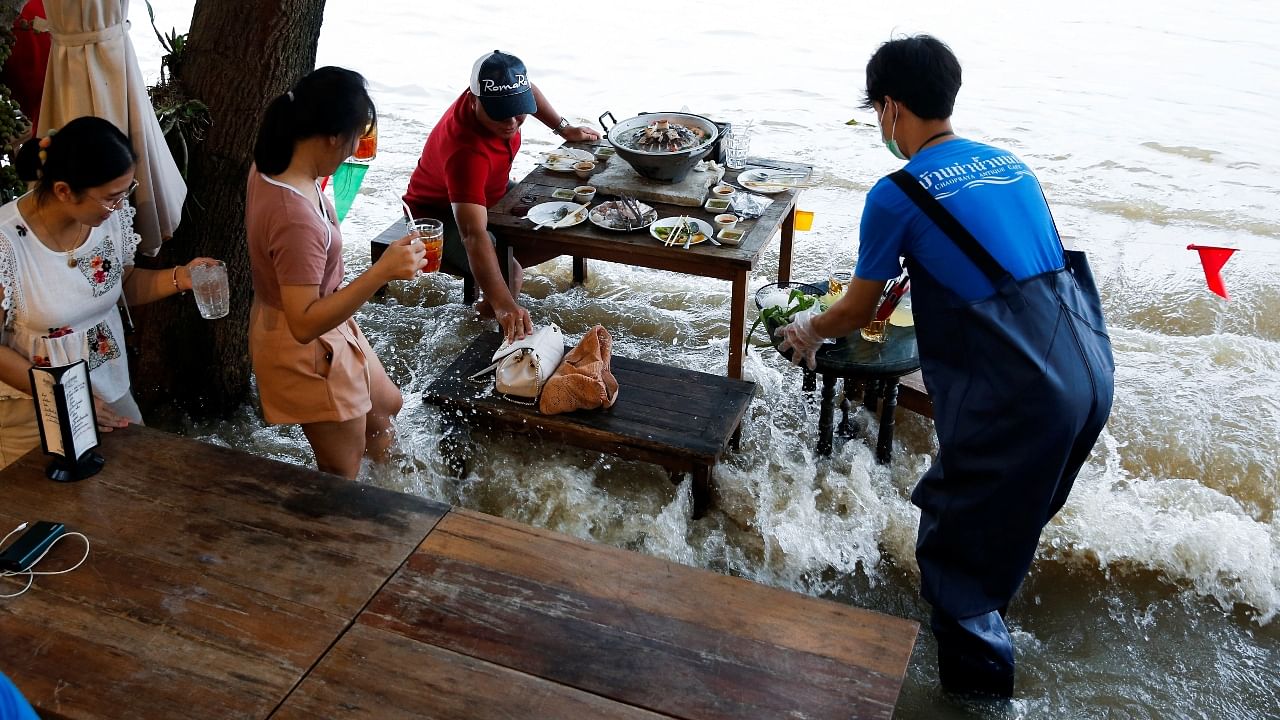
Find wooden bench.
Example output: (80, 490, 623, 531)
(897, 370, 933, 418)
(425, 333, 756, 518)
(370, 221, 477, 304)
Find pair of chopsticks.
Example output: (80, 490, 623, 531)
(664, 217, 686, 247)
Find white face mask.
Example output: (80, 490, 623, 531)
(880, 102, 908, 161)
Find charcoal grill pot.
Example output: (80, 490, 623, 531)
(599, 111, 719, 183)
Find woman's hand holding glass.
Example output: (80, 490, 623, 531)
(374, 235, 428, 281)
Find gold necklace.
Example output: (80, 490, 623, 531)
(26, 201, 87, 267)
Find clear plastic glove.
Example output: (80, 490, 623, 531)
(776, 309, 823, 370)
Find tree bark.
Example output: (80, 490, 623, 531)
(133, 0, 326, 419)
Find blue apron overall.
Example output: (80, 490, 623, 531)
(889, 171, 1115, 695)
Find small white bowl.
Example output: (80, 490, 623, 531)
(717, 227, 745, 246)
(573, 161, 596, 179)
(573, 185, 597, 204)
(703, 197, 731, 212)
(713, 213, 738, 231)
(710, 184, 736, 199)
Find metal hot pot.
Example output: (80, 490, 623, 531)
(598, 111, 719, 183)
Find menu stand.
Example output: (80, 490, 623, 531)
(29, 360, 105, 482)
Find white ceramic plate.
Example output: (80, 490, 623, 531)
(650, 217, 714, 246)
(526, 201, 588, 229)
(589, 200, 657, 231)
(737, 168, 803, 194)
(541, 148, 593, 172)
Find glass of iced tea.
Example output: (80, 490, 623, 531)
(860, 319, 888, 343)
(827, 269, 853, 298)
(353, 123, 377, 163)
(408, 218, 444, 273)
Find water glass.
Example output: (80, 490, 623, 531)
(726, 130, 751, 170)
(190, 261, 230, 320)
(408, 217, 444, 273)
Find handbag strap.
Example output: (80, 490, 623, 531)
(888, 170, 1012, 286)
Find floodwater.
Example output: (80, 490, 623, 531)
(134, 1, 1279, 717)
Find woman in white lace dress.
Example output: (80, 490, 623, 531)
(0, 116, 215, 467)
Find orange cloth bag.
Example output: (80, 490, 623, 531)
(538, 325, 619, 415)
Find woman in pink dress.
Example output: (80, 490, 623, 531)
(246, 67, 425, 478)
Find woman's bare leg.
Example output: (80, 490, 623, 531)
(363, 353, 403, 463)
(301, 416, 367, 479)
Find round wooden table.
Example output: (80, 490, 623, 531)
(771, 319, 920, 462)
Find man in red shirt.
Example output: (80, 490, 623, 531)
(403, 50, 598, 341)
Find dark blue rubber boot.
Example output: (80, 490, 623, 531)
(931, 609, 1016, 698)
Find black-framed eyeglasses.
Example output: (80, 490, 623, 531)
(96, 179, 139, 212)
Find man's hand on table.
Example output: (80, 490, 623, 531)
(495, 302, 534, 343)
(559, 125, 601, 143)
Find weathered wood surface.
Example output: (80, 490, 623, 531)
(0, 426, 447, 720)
(270, 623, 670, 720)
(427, 333, 755, 469)
(303, 509, 918, 720)
(898, 370, 933, 418)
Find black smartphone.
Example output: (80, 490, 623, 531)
(0, 521, 66, 572)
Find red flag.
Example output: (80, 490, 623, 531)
(1187, 244, 1237, 300)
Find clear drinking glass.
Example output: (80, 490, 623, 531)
(190, 261, 230, 319)
(726, 130, 751, 170)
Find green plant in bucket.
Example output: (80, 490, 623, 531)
(747, 288, 819, 348)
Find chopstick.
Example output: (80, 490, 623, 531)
(742, 180, 817, 190)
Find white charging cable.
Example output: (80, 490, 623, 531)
(0, 522, 91, 599)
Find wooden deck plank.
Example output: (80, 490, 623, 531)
(357, 510, 916, 720)
(271, 624, 673, 720)
(0, 426, 447, 613)
(0, 518, 346, 719)
(0, 427, 448, 720)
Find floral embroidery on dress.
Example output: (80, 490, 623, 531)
(14, 224, 26, 237)
(87, 322, 120, 371)
(73, 232, 121, 297)
(47, 325, 73, 338)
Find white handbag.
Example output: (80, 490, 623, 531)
(469, 325, 566, 402)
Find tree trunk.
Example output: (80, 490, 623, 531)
(133, 0, 326, 420)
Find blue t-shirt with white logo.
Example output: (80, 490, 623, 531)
(855, 138, 1064, 301)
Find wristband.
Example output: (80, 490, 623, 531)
(551, 117, 570, 136)
(172, 266, 185, 295)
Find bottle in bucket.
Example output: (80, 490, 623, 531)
(407, 217, 444, 273)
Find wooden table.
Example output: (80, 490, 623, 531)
(0, 428, 917, 719)
(488, 148, 808, 380)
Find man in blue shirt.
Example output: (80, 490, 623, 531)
(1, 671, 39, 720)
(780, 35, 1114, 697)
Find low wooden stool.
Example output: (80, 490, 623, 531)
(424, 333, 756, 518)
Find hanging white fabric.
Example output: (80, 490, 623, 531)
(37, 0, 187, 257)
